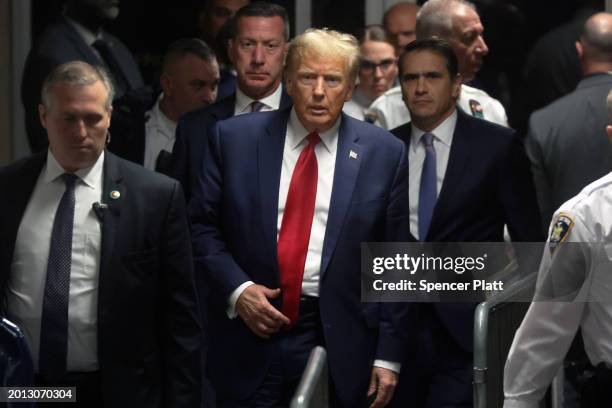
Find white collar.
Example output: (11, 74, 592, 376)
(287, 108, 340, 154)
(44, 149, 105, 189)
(235, 84, 283, 113)
(410, 110, 458, 152)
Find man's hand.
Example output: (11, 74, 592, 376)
(367, 366, 398, 408)
(235, 284, 290, 338)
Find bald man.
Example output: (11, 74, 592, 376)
(525, 12, 612, 234)
(371, 0, 508, 130)
(383, 2, 420, 55)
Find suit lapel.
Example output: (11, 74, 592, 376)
(99, 153, 124, 289)
(61, 18, 102, 66)
(320, 115, 362, 277)
(427, 110, 471, 239)
(259, 109, 291, 266)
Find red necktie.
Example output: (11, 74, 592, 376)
(278, 132, 320, 328)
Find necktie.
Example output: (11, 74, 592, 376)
(277, 133, 320, 328)
(39, 173, 78, 382)
(250, 100, 265, 112)
(418, 133, 437, 240)
(92, 38, 128, 97)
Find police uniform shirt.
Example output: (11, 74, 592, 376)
(503, 171, 612, 408)
(144, 94, 176, 171)
(369, 84, 508, 130)
(342, 88, 374, 122)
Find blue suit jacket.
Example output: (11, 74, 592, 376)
(170, 88, 292, 202)
(21, 17, 144, 153)
(190, 108, 414, 406)
(392, 109, 543, 351)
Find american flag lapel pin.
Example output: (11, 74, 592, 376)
(349, 150, 358, 159)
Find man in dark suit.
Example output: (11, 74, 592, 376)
(390, 38, 542, 407)
(190, 28, 414, 407)
(171, 1, 291, 202)
(21, 0, 144, 153)
(109, 38, 220, 175)
(526, 12, 612, 234)
(1, 61, 201, 407)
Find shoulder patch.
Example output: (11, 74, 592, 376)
(469, 99, 484, 119)
(549, 213, 574, 253)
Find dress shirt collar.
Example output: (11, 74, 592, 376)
(147, 93, 176, 141)
(45, 149, 105, 189)
(287, 107, 339, 155)
(65, 16, 102, 46)
(352, 87, 373, 109)
(410, 109, 457, 152)
(235, 84, 283, 113)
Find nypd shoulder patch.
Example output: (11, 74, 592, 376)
(549, 213, 574, 254)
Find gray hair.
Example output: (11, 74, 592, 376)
(41, 61, 115, 110)
(416, 0, 476, 40)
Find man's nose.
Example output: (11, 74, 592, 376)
(252, 43, 265, 64)
(475, 36, 489, 56)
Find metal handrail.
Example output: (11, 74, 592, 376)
(291, 346, 328, 408)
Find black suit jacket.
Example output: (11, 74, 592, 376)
(21, 17, 144, 153)
(392, 109, 543, 351)
(0, 152, 201, 407)
(170, 88, 292, 202)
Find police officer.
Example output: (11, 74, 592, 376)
(370, 0, 507, 130)
(503, 89, 612, 408)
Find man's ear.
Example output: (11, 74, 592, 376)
(38, 104, 48, 129)
(452, 73, 462, 99)
(606, 124, 612, 143)
(576, 41, 583, 59)
(160, 73, 172, 96)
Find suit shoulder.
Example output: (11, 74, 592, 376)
(113, 154, 179, 191)
(390, 122, 411, 139)
(179, 95, 234, 127)
(345, 115, 404, 153)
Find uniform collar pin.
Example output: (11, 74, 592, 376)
(110, 190, 121, 200)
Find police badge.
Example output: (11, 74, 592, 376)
(549, 213, 573, 254)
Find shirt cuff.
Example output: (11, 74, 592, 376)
(226, 281, 254, 319)
(373, 359, 401, 374)
(503, 398, 539, 408)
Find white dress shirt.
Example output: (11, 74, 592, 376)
(226, 109, 400, 373)
(144, 94, 177, 171)
(504, 171, 612, 408)
(234, 85, 283, 115)
(408, 110, 457, 239)
(8, 150, 104, 372)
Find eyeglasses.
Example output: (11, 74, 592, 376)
(360, 58, 396, 74)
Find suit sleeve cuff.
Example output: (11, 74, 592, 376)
(373, 359, 401, 374)
(226, 281, 254, 318)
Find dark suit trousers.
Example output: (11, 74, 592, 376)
(393, 305, 472, 408)
(218, 297, 324, 408)
(35, 371, 102, 408)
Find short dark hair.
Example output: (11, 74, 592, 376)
(231, 1, 290, 41)
(162, 38, 217, 73)
(398, 37, 459, 79)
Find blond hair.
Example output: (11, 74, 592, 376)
(286, 28, 360, 83)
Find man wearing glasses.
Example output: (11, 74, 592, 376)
(343, 25, 398, 123)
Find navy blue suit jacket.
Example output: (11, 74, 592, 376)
(170, 88, 292, 202)
(21, 17, 144, 153)
(392, 109, 543, 351)
(190, 108, 414, 406)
